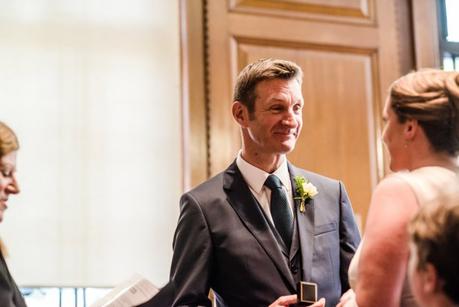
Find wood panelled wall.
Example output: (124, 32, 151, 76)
(181, 0, 422, 230)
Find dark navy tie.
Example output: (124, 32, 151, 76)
(264, 175, 293, 250)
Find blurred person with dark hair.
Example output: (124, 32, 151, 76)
(408, 181, 459, 307)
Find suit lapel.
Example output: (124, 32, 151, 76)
(289, 211, 300, 262)
(288, 163, 314, 280)
(223, 162, 296, 291)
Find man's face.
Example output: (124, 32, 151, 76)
(244, 78, 303, 156)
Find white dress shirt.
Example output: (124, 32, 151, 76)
(236, 151, 294, 224)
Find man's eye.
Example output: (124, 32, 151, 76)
(293, 104, 303, 112)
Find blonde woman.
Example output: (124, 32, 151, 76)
(338, 69, 459, 307)
(0, 122, 26, 307)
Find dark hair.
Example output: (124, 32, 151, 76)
(0, 122, 19, 157)
(389, 69, 459, 156)
(233, 58, 303, 114)
(409, 184, 459, 304)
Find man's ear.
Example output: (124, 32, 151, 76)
(232, 101, 249, 128)
(404, 118, 418, 140)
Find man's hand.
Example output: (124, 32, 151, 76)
(269, 294, 298, 307)
(269, 295, 326, 307)
(307, 297, 326, 307)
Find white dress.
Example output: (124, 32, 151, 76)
(348, 166, 458, 307)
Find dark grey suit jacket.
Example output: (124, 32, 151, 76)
(167, 161, 360, 307)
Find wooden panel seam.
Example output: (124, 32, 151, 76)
(229, 0, 376, 24)
(235, 36, 377, 55)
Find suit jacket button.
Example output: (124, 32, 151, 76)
(290, 264, 298, 274)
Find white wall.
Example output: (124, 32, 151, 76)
(0, 0, 181, 287)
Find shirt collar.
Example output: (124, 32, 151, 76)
(236, 151, 292, 193)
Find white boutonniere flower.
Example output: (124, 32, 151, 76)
(294, 176, 318, 213)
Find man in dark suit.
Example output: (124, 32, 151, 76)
(168, 58, 360, 307)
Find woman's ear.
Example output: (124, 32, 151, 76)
(232, 101, 249, 128)
(404, 118, 418, 140)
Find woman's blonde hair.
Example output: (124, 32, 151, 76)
(0, 121, 19, 156)
(390, 69, 459, 156)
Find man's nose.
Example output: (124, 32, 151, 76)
(281, 112, 297, 126)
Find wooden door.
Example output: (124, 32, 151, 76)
(184, 0, 414, 230)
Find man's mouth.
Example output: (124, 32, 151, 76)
(274, 130, 297, 137)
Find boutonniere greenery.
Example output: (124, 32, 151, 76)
(293, 176, 318, 213)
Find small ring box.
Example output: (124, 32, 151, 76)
(297, 281, 318, 304)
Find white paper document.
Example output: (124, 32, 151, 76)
(90, 274, 159, 307)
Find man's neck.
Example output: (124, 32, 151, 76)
(240, 150, 285, 173)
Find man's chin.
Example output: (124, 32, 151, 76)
(278, 142, 296, 154)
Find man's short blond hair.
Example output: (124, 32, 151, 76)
(233, 58, 303, 114)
